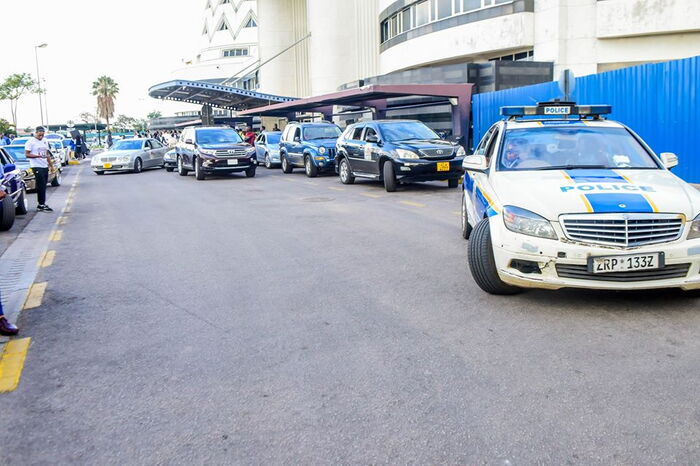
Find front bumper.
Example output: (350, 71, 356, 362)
(394, 159, 463, 183)
(313, 158, 336, 172)
(489, 218, 700, 290)
(201, 158, 255, 173)
(163, 160, 177, 168)
(92, 163, 133, 172)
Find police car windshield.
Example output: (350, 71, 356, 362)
(4, 146, 27, 161)
(379, 121, 439, 142)
(196, 128, 243, 145)
(303, 126, 341, 140)
(498, 127, 660, 171)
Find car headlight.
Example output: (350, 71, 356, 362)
(395, 148, 419, 159)
(503, 206, 558, 240)
(318, 146, 326, 155)
(456, 145, 466, 157)
(689, 214, 700, 240)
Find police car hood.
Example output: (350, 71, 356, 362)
(491, 169, 700, 220)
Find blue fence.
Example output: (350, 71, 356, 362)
(472, 55, 700, 183)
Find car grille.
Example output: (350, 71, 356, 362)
(214, 149, 248, 157)
(560, 213, 684, 247)
(555, 263, 691, 282)
(327, 148, 336, 158)
(419, 148, 454, 158)
(101, 156, 116, 162)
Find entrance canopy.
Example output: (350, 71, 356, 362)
(148, 79, 296, 111)
(238, 84, 473, 138)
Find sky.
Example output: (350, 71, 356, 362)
(1, 0, 204, 130)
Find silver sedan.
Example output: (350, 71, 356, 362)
(91, 138, 168, 175)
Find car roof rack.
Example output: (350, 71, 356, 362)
(500, 101, 612, 121)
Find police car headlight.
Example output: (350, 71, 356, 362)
(318, 146, 326, 155)
(456, 146, 466, 157)
(689, 214, 700, 240)
(503, 206, 558, 240)
(395, 149, 419, 159)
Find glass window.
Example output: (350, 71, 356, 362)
(378, 121, 439, 142)
(218, 21, 228, 31)
(303, 125, 342, 140)
(462, 0, 481, 12)
(351, 126, 364, 140)
(401, 9, 411, 33)
(498, 127, 660, 171)
(390, 15, 398, 38)
(435, 0, 452, 19)
(111, 140, 145, 151)
(414, 0, 430, 26)
(3, 146, 26, 161)
(293, 127, 301, 140)
(381, 20, 389, 42)
(244, 17, 257, 28)
(195, 128, 243, 145)
(363, 127, 378, 141)
(266, 133, 280, 144)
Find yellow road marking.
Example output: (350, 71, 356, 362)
(0, 338, 31, 393)
(64, 205, 71, 213)
(361, 192, 381, 199)
(400, 200, 426, 208)
(580, 194, 594, 213)
(328, 186, 345, 191)
(643, 194, 659, 212)
(24, 282, 47, 310)
(50, 230, 63, 242)
(39, 250, 56, 268)
(56, 216, 67, 225)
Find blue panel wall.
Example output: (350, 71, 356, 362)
(472, 55, 700, 183)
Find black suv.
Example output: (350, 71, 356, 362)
(175, 126, 257, 180)
(335, 120, 465, 191)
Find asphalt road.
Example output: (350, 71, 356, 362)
(1, 164, 699, 464)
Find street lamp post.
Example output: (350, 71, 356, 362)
(43, 78, 49, 129)
(34, 43, 48, 127)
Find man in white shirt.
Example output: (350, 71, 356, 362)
(24, 126, 54, 212)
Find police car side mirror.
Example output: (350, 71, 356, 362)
(185, 139, 193, 145)
(294, 137, 301, 143)
(462, 155, 488, 172)
(366, 135, 379, 144)
(3, 163, 16, 173)
(660, 152, 678, 169)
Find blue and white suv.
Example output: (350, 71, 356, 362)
(279, 122, 341, 177)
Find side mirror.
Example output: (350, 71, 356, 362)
(3, 163, 16, 173)
(462, 155, 488, 172)
(293, 137, 301, 143)
(185, 139, 193, 145)
(660, 152, 678, 169)
(366, 135, 379, 144)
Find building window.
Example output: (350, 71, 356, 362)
(434, 0, 453, 20)
(461, 0, 481, 12)
(222, 48, 249, 57)
(488, 50, 533, 61)
(244, 17, 257, 28)
(414, 0, 430, 27)
(218, 21, 228, 31)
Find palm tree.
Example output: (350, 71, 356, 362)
(92, 76, 119, 132)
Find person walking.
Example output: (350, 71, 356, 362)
(24, 126, 54, 212)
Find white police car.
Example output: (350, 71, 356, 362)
(461, 102, 700, 294)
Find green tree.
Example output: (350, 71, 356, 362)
(134, 119, 149, 132)
(91, 76, 119, 132)
(0, 118, 16, 136)
(147, 111, 162, 120)
(0, 73, 39, 131)
(114, 114, 137, 130)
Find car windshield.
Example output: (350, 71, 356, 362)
(196, 128, 243, 144)
(12, 138, 29, 145)
(4, 146, 27, 161)
(111, 140, 144, 151)
(498, 126, 660, 171)
(303, 126, 341, 140)
(51, 142, 62, 149)
(266, 133, 280, 144)
(45, 134, 62, 140)
(379, 122, 439, 142)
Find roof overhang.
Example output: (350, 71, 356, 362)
(148, 79, 297, 111)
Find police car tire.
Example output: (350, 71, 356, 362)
(15, 189, 28, 215)
(305, 156, 318, 178)
(468, 218, 522, 295)
(461, 192, 472, 240)
(339, 158, 355, 184)
(0, 197, 15, 232)
(383, 162, 397, 192)
(282, 155, 293, 173)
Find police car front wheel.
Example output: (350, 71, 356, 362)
(468, 218, 521, 295)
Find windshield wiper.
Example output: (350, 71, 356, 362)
(538, 164, 610, 170)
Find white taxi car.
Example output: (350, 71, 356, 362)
(461, 102, 700, 294)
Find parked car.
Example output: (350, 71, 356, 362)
(175, 126, 257, 180)
(279, 122, 341, 177)
(255, 131, 282, 168)
(2, 144, 62, 191)
(49, 140, 69, 166)
(335, 120, 465, 191)
(10, 137, 30, 146)
(461, 102, 700, 295)
(91, 138, 167, 175)
(163, 149, 177, 172)
(0, 147, 28, 231)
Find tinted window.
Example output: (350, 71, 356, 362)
(303, 125, 341, 140)
(111, 140, 144, 151)
(266, 133, 280, 144)
(151, 140, 163, 149)
(498, 126, 660, 171)
(378, 121, 439, 142)
(195, 128, 243, 144)
(363, 127, 378, 141)
(4, 146, 27, 161)
(351, 126, 364, 140)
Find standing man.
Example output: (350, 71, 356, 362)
(24, 126, 54, 212)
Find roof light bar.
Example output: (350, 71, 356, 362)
(500, 102, 612, 118)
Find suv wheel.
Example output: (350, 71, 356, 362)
(194, 157, 205, 180)
(0, 197, 15, 231)
(339, 158, 354, 184)
(245, 166, 256, 178)
(305, 156, 318, 178)
(461, 191, 472, 240)
(468, 218, 521, 295)
(383, 161, 397, 192)
(177, 156, 189, 176)
(281, 155, 293, 173)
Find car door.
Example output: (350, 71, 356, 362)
(149, 139, 165, 166)
(468, 124, 501, 221)
(290, 126, 303, 166)
(256, 134, 266, 159)
(360, 125, 382, 176)
(183, 130, 195, 165)
(344, 124, 366, 174)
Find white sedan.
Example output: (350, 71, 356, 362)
(461, 102, 700, 294)
(91, 138, 167, 175)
